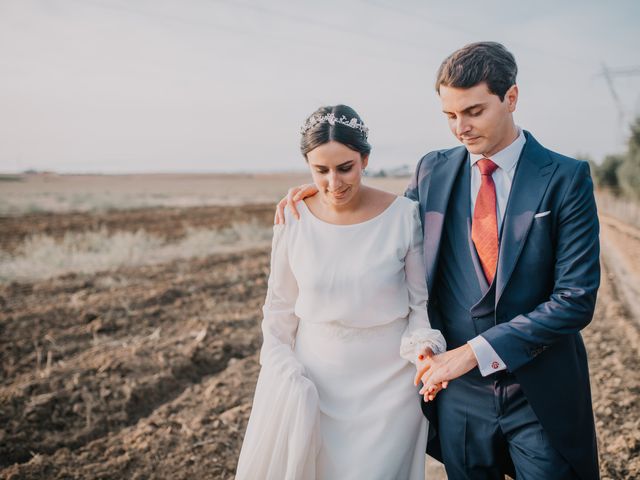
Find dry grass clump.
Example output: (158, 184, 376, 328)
(0, 221, 272, 282)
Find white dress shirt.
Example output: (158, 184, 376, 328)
(467, 127, 526, 377)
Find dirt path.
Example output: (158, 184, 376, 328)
(591, 216, 640, 479)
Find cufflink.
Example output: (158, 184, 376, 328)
(491, 361, 500, 370)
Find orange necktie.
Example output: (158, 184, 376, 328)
(472, 158, 499, 284)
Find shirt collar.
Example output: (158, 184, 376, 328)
(469, 127, 525, 173)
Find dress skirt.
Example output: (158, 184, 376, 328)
(294, 318, 427, 480)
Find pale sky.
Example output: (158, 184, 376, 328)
(1, 0, 639, 173)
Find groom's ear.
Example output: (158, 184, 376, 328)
(505, 84, 519, 113)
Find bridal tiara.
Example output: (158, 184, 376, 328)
(300, 113, 369, 138)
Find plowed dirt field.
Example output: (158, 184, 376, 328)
(1, 204, 638, 479)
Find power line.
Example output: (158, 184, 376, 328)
(597, 64, 640, 140)
(363, 0, 602, 70)
(73, 0, 430, 67)
(600, 67, 640, 77)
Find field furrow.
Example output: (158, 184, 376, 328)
(0, 245, 269, 470)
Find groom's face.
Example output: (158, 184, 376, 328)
(439, 82, 518, 158)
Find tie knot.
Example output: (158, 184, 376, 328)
(477, 158, 498, 176)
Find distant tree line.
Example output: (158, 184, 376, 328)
(586, 117, 640, 200)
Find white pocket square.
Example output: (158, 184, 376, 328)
(534, 210, 551, 218)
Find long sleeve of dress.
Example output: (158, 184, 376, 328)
(259, 224, 300, 364)
(400, 202, 447, 363)
(236, 224, 320, 480)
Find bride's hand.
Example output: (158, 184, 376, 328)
(274, 184, 319, 224)
(414, 347, 448, 402)
(421, 382, 447, 402)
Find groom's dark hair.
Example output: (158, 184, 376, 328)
(435, 42, 517, 101)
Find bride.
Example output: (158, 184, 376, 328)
(235, 105, 446, 480)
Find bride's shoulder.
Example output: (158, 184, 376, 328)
(392, 197, 421, 232)
(394, 195, 418, 208)
(393, 195, 420, 216)
(273, 201, 305, 242)
(281, 199, 308, 225)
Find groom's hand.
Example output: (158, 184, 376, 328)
(417, 344, 478, 400)
(274, 184, 319, 224)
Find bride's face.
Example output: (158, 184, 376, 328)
(306, 141, 368, 207)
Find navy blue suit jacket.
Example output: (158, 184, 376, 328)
(405, 131, 600, 480)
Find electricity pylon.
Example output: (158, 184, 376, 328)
(599, 64, 640, 141)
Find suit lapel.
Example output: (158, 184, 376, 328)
(424, 146, 467, 294)
(495, 132, 557, 305)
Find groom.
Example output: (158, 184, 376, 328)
(277, 42, 600, 479)
(407, 42, 600, 479)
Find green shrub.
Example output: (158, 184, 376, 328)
(618, 118, 640, 200)
(596, 154, 624, 192)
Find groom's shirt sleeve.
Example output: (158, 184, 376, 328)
(468, 336, 507, 376)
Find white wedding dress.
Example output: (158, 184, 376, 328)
(236, 196, 446, 480)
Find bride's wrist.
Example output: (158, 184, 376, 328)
(417, 346, 434, 361)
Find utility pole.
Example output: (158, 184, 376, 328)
(598, 64, 640, 141)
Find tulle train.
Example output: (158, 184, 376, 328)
(235, 345, 321, 480)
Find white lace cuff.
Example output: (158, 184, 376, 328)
(400, 327, 447, 363)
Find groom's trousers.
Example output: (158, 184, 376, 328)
(436, 370, 578, 480)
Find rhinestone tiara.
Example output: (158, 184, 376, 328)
(300, 112, 369, 138)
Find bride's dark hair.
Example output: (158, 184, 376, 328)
(300, 105, 372, 160)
